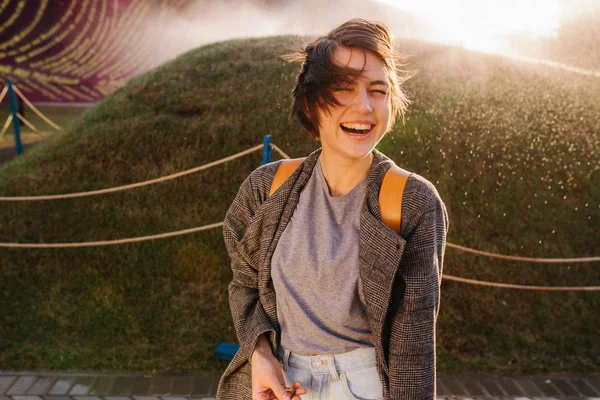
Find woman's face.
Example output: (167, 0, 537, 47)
(317, 46, 392, 162)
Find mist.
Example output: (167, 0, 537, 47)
(137, 0, 600, 72)
(140, 0, 418, 70)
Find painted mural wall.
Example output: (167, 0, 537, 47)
(0, 0, 190, 103)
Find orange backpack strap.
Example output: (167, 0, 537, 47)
(379, 165, 411, 234)
(269, 158, 305, 196)
(270, 159, 410, 234)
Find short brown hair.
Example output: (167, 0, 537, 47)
(284, 18, 412, 139)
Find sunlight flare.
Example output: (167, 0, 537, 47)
(378, 0, 562, 53)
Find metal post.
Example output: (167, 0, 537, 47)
(7, 80, 23, 155)
(263, 134, 272, 164)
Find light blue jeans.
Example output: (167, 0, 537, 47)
(276, 346, 384, 400)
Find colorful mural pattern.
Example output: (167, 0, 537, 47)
(0, 0, 191, 102)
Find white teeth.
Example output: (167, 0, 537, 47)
(341, 123, 372, 130)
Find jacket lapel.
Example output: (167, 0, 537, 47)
(359, 152, 407, 374)
(239, 151, 321, 328)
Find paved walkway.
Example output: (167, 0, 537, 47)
(1, 371, 599, 400)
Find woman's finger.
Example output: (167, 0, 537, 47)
(282, 382, 307, 399)
(291, 387, 307, 397)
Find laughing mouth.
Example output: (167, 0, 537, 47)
(340, 123, 374, 134)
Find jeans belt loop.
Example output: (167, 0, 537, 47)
(327, 354, 339, 381)
(282, 348, 291, 372)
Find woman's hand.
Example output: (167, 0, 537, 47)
(251, 336, 306, 399)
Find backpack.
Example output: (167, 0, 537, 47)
(269, 158, 410, 233)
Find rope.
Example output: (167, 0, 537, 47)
(11, 84, 61, 131)
(443, 274, 600, 291)
(0, 85, 7, 103)
(0, 139, 598, 265)
(270, 143, 291, 159)
(0, 114, 13, 140)
(0, 222, 224, 248)
(17, 113, 39, 133)
(0, 221, 595, 291)
(447, 243, 600, 263)
(0, 144, 264, 201)
(268, 144, 598, 264)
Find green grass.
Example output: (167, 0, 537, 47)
(0, 36, 598, 373)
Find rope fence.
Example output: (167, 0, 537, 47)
(269, 143, 600, 265)
(0, 114, 13, 140)
(442, 274, 600, 291)
(0, 139, 597, 290)
(0, 144, 263, 201)
(0, 85, 7, 104)
(446, 243, 600, 263)
(271, 143, 291, 160)
(12, 84, 61, 131)
(0, 218, 594, 290)
(0, 222, 224, 248)
(1, 82, 60, 156)
(17, 112, 39, 133)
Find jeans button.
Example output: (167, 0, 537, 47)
(313, 360, 322, 368)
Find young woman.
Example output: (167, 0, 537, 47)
(216, 18, 449, 400)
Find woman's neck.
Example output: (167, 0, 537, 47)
(319, 150, 373, 197)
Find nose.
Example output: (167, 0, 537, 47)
(351, 88, 372, 113)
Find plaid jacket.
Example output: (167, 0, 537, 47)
(216, 148, 449, 400)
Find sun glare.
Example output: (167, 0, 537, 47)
(378, 0, 562, 53)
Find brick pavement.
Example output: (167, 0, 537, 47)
(1, 371, 600, 400)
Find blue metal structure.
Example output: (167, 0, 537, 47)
(216, 342, 240, 361)
(6, 80, 24, 155)
(263, 134, 272, 164)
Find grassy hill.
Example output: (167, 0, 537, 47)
(0, 36, 598, 372)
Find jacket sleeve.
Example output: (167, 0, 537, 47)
(223, 171, 278, 362)
(388, 194, 449, 399)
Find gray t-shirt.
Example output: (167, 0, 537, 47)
(271, 158, 373, 356)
